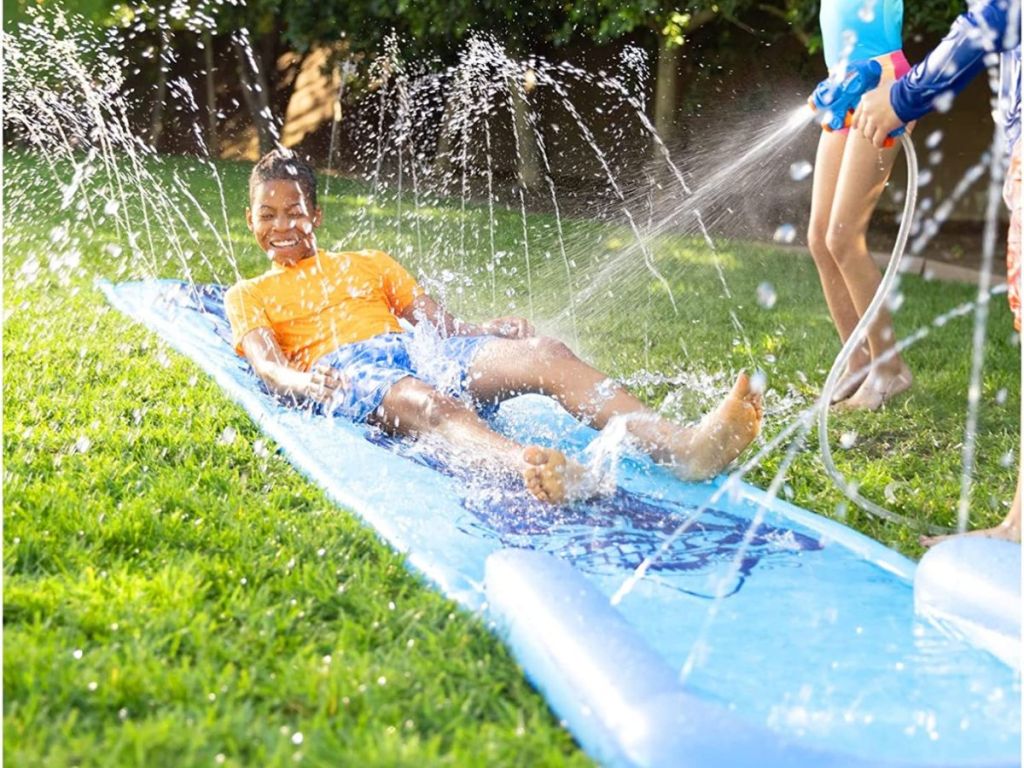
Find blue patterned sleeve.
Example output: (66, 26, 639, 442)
(890, 0, 1020, 122)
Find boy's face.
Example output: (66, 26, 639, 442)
(247, 179, 323, 266)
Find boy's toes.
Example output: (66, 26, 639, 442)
(732, 371, 751, 398)
(520, 446, 570, 504)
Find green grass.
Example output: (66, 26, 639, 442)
(4, 148, 1019, 766)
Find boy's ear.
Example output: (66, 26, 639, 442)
(245, 207, 254, 231)
(313, 207, 323, 228)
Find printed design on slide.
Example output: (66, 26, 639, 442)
(461, 488, 824, 599)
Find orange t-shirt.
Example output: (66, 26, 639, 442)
(224, 249, 423, 371)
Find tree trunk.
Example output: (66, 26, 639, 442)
(653, 32, 681, 147)
(511, 75, 540, 191)
(233, 35, 276, 154)
(431, 87, 460, 190)
(652, 10, 716, 147)
(149, 29, 172, 149)
(202, 29, 218, 157)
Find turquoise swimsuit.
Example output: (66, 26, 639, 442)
(820, 0, 904, 70)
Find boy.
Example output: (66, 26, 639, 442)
(225, 149, 762, 504)
(853, 0, 1020, 543)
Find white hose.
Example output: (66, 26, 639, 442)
(817, 133, 945, 533)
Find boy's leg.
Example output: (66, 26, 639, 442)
(465, 337, 761, 480)
(808, 130, 872, 402)
(825, 127, 911, 410)
(369, 376, 585, 503)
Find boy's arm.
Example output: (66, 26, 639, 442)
(400, 293, 535, 338)
(240, 327, 347, 406)
(854, 0, 1018, 147)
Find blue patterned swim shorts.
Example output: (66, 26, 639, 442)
(313, 332, 495, 423)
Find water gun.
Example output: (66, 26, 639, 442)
(808, 59, 905, 148)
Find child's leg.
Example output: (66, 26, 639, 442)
(465, 337, 761, 480)
(808, 130, 872, 401)
(920, 463, 1022, 546)
(825, 128, 911, 410)
(370, 376, 585, 503)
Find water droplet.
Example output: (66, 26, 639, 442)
(88, 681, 98, 691)
(218, 426, 236, 445)
(215, 755, 226, 765)
(995, 388, 1008, 404)
(750, 370, 767, 394)
(933, 91, 955, 113)
(756, 282, 777, 309)
(917, 169, 933, 186)
(926, 130, 943, 149)
(884, 482, 898, 503)
(20, 256, 41, 282)
(839, 431, 858, 449)
(858, 0, 876, 22)
(773, 224, 797, 244)
(377, 676, 387, 686)
(72, 648, 83, 659)
(103, 199, 120, 216)
(49, 224, 68, 243)
(291, 732, 304, 745)
(789, 160, 813, 181)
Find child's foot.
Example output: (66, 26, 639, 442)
(836, 363, 912, 411)
(521, 445, 588, 503)
(829, 366, 868, 404)
(920, 519, 1021, 547)
(674, 373, 763, 480)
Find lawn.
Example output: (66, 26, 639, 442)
(4, 148, 1019, 766)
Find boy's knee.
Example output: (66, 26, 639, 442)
(533, 336, 576, 363)
(410, 388, 460, 429)
(381, 380, 459, 431)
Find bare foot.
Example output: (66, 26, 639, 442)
(671, 372, 763, 481)
(836, 363, 912, 411)
(521, 445, 588, 504)
(829, 365, 869, 404)
(920, 519, 1021, 547)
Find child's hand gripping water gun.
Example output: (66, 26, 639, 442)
(809, 59, 905, 148)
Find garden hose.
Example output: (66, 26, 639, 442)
(816, 132, 944, 531)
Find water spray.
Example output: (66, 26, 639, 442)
(808, 61, 925, 528)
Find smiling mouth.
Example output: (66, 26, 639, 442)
(269, 237, 300, 248)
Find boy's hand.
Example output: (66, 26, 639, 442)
(307, 365, 348, 406)
(480, 316, 535, 339)
(852, 79, 904, 149)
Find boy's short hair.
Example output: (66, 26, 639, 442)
(249, 148, 318, 210)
